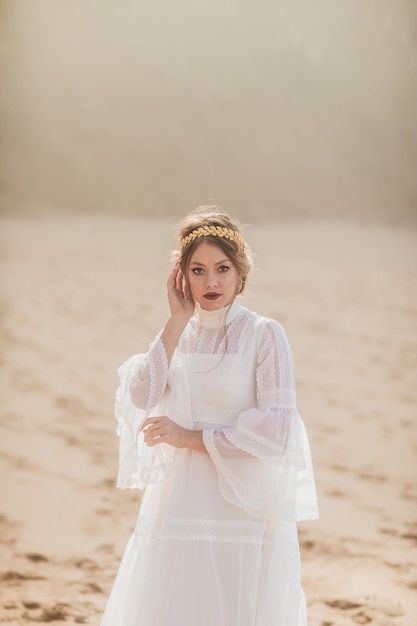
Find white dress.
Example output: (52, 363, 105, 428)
(101, 299, 318, 626)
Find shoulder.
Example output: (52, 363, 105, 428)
(242, 308, 294, 362)
(242, 305, 287, 340)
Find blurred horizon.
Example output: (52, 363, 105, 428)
(1, 0, 416, 224)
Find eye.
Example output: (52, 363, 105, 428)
(219, 265, 230, 272)
(191, 267, 204, 275)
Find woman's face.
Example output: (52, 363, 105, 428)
(186, 241, 239, 311)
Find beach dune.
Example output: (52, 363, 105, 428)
(0, 215, 416, 625)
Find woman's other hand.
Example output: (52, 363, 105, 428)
(141, 416, 206, 452)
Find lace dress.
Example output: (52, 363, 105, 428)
(100, 299, 318, 626)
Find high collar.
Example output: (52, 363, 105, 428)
(196, 298, 242, 329)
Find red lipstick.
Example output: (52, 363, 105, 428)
(204, 293, 221, 300)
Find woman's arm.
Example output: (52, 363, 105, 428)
(130, 265, 194, 409)
(199, 320, 318, 521)
(160, 264, 195, 365)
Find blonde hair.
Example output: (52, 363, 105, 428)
(174, 206, 252, 295)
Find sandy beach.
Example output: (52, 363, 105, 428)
(0, 215, 416, 625)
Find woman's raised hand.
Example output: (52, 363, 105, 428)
(160, 265, 194, 366)
(167, 264, 195, 319)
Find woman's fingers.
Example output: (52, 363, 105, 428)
(143, 423, 163, 437)
(142, 418, 164, 440)
(167, 266, 184, 300)
(141, 416, 170, 445)
(141, 416, 187, 448)
(166, 265, 194, 318)
(184, 281, 194, 304)
(175, 267, 184, 292)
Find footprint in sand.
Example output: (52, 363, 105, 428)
(324, 599, 373, 624)
(0, 571, 46, 582)
(25, 553, 49, 563)
(74, 557, 99, 571)
(370, 597, 405, 618)
(325, 596, 406, 623)
(68, 579, 103, 595)
(23, 602, 70, 622)
(325, 489, 346, 498)
(22, 601, 41, 609)
(325, 599, 362, 610)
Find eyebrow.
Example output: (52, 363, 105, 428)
(190, 259, 231, 267)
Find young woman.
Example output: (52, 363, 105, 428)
(100, 207, 318, 626)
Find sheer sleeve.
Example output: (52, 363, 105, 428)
(202, 319, 319, 522)
(129, 335, 169, 411)
(114, 336, 175, 489)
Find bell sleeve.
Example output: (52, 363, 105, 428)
(202, 319, 319, 522)
(114, 335, 175, 489)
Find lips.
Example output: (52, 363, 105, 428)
(204, 293, 221, 300)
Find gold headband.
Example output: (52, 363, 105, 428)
(180, 225, 244, 251)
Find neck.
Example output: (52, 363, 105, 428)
(196, 298, 240, 328)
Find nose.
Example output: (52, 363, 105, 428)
(206, 271, 218, 288)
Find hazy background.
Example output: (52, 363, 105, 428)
(1, 0, 416, 223)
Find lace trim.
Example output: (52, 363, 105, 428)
(256, 320, 296, 409)
(296, 501, 320, 522)
(114, 384, 123, 437)
(202, 429, 314, 521)
(114, 386, 141, 488)
(193, 406, 237, 426)
(179, 307, 256, 356)
(146, 337, 169, 411)
(224, 424, 305, 466)
(134, 516, 266, 544)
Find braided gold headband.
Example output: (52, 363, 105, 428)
(180, 225, 244, 250)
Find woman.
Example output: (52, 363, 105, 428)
(101, 207, 319, 626)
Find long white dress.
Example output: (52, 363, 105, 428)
(101, 299, 319, 626)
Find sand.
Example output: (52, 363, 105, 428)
(0, 214, 416, 625)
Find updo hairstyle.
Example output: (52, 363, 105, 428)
(174, 206, 252, 296)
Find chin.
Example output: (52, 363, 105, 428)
(200, 298, 231, 311)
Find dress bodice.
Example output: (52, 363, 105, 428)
(177, 300, 257, 427)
